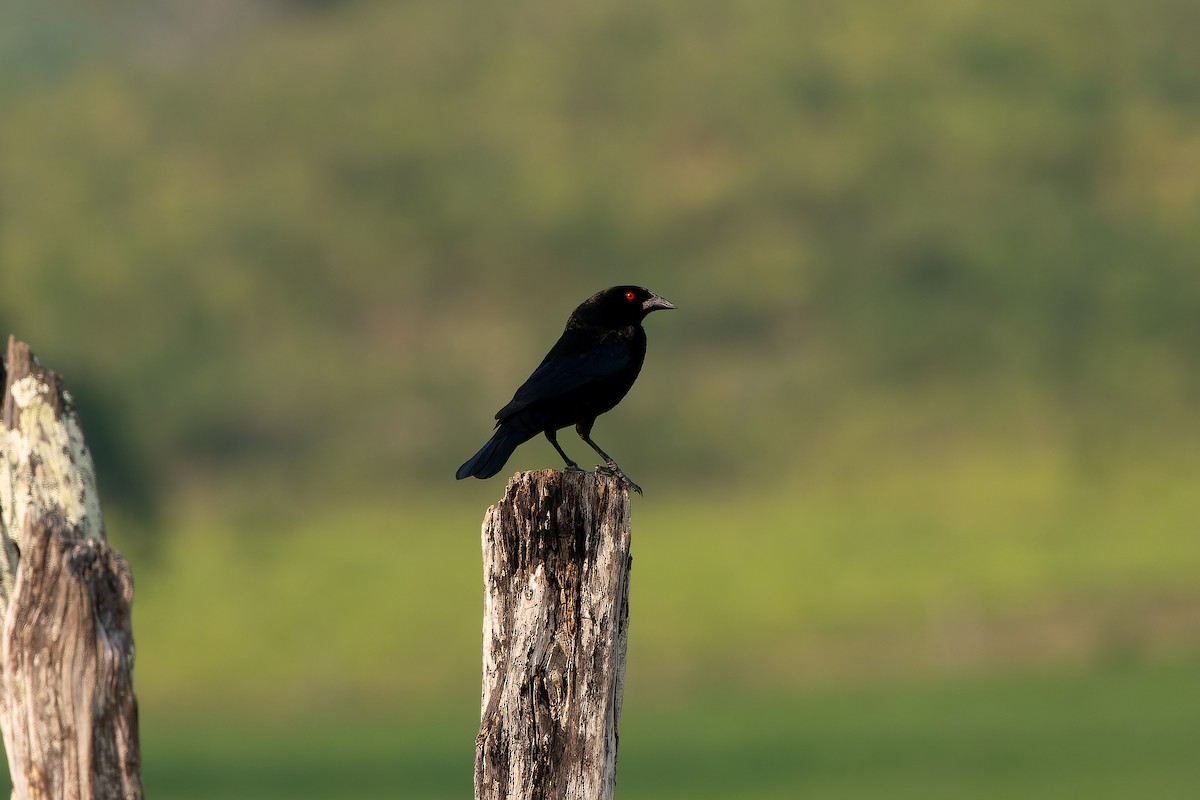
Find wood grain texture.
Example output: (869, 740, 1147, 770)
(0, 337, 142, 800)
(475, 469, 632, 800)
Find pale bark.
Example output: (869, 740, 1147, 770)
(475, 469, 632, 800)
(0, 337, 142, 800)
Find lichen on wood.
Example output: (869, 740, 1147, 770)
(0, 336, 142, 800)
(1, 339, 105, 614)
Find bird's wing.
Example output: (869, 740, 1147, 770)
(495, 340, 633, 421)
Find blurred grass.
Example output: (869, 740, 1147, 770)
(620, 659, 1200, 800)
(127, 657, 1200, 799)
(132, 446, 1200, 707)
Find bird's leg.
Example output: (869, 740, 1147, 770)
(576, 422, 643, 496)
(545, 429, 584, 472)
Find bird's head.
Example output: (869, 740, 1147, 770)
(575, 286, 676, 328)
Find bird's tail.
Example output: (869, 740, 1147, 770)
(456, 424, 529, 480)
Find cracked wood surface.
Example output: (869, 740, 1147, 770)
(0, 337, 142, 800)
(475, 469, 632, 800)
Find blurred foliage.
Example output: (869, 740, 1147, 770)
(4, 0, 1200, 508)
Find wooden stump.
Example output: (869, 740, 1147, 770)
(0, 337, 143, 800)
(475, 469, 632, 800)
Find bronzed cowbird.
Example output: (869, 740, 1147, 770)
(455, 285, 675, 494)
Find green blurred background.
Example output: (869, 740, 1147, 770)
(3, 0, 1200, 796)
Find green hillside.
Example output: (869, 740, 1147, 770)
(5, 0, 1199, 497)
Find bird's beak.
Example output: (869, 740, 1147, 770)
(642, 292, 676, 314)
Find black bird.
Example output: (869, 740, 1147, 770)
(456, 285, 676, 494)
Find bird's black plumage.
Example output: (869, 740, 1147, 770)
(456, 285, 675, 494)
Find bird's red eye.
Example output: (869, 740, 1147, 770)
(625, 291, 636, 301)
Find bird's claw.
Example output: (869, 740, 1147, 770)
(562, 462, 586, 474)
(594, 463, 643, 496)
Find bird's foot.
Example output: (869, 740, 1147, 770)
(595, 462, 643, 496)
(562, 461, 586, 474)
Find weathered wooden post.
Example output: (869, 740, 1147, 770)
(475, 469, 632, 800)
(0, 337, 143, 800)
